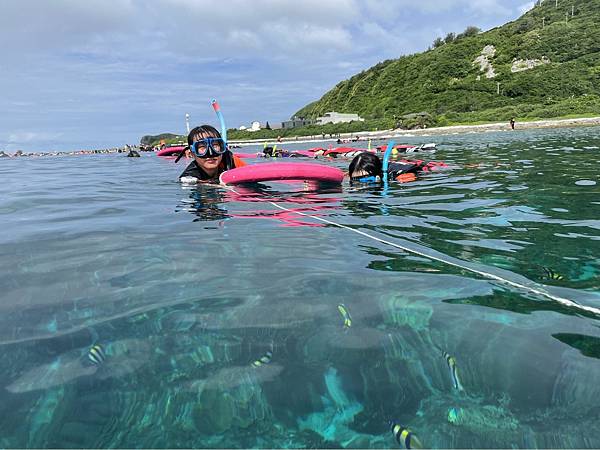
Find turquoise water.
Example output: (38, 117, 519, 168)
(1, 127, 600, 448)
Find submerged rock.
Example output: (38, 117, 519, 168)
(447, 404, 518, 431)
(191, 364, 276, 434)
(380, 295, 433, 331)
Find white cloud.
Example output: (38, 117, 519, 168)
(360, 0, 403, 22)
(357, 22, 415, 56)
(162, 0, 359, 24)
(7, 131, 64, 143)
(0, 0, 135, 53)
(467, 0, 512, 15)
(518, 1, 535, 15)
(1, 0, 360, 60)
(0, 0, 523, 66)
(360, 0, 514, 18)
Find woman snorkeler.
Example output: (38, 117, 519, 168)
(348, 151, 447, 184)
(178, 125, 246, 183)
(178, 100, 246, 183)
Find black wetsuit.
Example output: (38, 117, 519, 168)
(180, 161, 212, 180)
(179, 152, 243, 181)
(387, 161, 424, 179)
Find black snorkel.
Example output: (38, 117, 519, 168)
(174, 147, 187, 163)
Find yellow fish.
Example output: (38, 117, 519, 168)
(540, 267, 564, 281)
(442, 351, 464, 391)
(88, 344, 106, 366)
(251, 344, 274, 368)
(337, 304, 352, 328)
(390, 422, 423, 449)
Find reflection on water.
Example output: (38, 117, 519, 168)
(176, 182, 343, 226)
(176, 186, 230, 221)
(0, 127, 599, 448)
(553, 333, 600, 359)
(443, 288, 600, 319)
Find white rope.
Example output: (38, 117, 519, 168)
(219, 182, 600, 316)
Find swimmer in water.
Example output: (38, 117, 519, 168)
(178, 125, 246, 183)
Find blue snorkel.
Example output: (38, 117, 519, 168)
(175, 99, 228, 163)
(211, 99, 228, 148)
(352, 141, 395, 184)
(382, 140, 395, 185)
(380, 140, 395, 207)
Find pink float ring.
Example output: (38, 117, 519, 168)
(157, 146, 186, 156)
(231, 152, 260, 159)
(219, 162, 345, 185)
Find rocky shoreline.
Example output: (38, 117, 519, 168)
(0, 144, 145, 158)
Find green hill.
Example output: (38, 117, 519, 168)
(140, 133, 182, 146)
(294, 0, 600, 126)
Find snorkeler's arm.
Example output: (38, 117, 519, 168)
(179, 160, 204, 183)
(180, 176, 199, 184)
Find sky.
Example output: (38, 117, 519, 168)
(0, 0, 535, 151)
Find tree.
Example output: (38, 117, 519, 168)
(432, 37, 444, 48)
(457, 26, 481, 39)
(265, 121, 271, 130)
(444, 32, 456, 44)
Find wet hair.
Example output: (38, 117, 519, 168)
(184, 124, 237, 171)
(187, 125, 221, 146)
(348, 152, 383, 179)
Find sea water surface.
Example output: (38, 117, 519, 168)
(1, 126, 599, 448)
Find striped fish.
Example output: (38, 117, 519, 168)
(390, 422, 423, 449)
(251, 345, 273, 367)
(337, 304, 352, 328)
(88, 344, 106, 366)
(443, 351, 464, 391)
(540, 267, 564, 281)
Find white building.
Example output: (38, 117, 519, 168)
(315, 112, 364, 125)
(282, 117, 314, 129)
(242, 121, 282, 131)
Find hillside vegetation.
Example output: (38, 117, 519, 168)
(294, 0, 600, 126)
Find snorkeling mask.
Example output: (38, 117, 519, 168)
(351, 175, 381, 184)
(190, 137, 227, 158)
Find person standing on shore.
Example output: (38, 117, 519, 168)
(510, 118, 516, 130)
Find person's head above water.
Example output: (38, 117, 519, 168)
(178, 123, 245, 182)
(348, 152, 383, 183)
(187, 125, 228, 177)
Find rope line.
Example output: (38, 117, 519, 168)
(218, 182, 600, 315)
